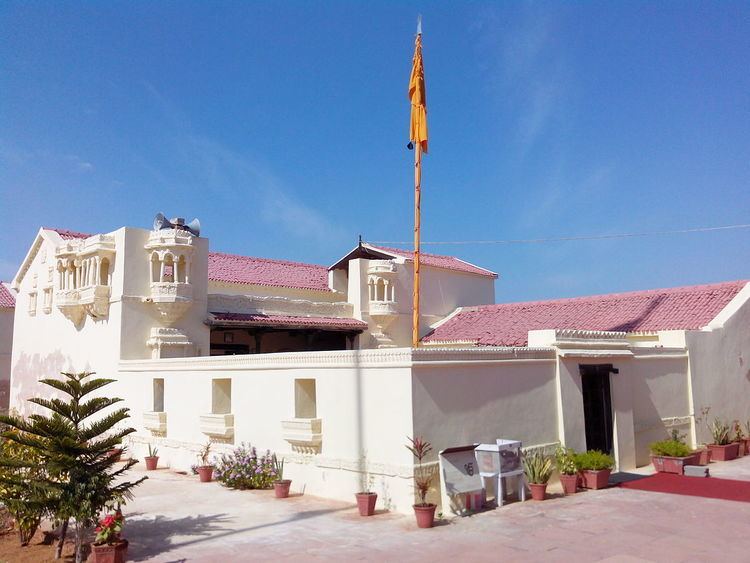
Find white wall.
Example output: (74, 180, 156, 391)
(687, 289, 750, 445)
(119, 349, 416, 513)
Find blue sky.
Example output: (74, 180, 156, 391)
(1, 1, 748, 302)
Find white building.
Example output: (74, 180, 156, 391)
(7, 220, 750, 513)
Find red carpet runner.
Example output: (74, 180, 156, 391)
(620, 472, 750, 503)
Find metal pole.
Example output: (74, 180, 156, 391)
(412, 142, 422, 348)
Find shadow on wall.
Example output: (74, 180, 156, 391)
(10, 350, 74, 411)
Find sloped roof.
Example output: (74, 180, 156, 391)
(208, 312, 366, 331)
(423, 280, 748, 347)
(45, 228, 91, 240)
(0, 283, 15, 308)
(208, 252, 330, 292)
(329, 243, 498, 278)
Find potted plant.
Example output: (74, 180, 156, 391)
(107, 444, 124, 463)
(707, 418, 739, 461)
(744, 421, 750, 456)
(733, 421, 746, 456)
(196, 440, 214, 482)
(555, 446, 579, 495)
(144, 444, 159, 470)
(694, 406, 712, 465)
(649, 439, 699, 474)
(355, 453, 377, 516)
(406, 436, 436, 528)
(272, 454, 291, 498)
(91, 510, 128, 563)
(575, 450, 614, 489)
(523, 449, 553, 501)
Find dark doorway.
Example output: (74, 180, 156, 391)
(580, 364, 615, 454)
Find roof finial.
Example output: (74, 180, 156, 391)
(358, 234, 363, 247)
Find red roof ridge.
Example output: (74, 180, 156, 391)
(0, 282, 15, 308)
(476, 279, 749, 311)
(208, 250, 326, 270)
(43, 227, 92, 240)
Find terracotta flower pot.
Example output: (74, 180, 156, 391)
(355, 492, 378, 516)
(559, 473, 578, 495)
(651, 453, 700, 475)
(580, 469, 611, 490)
(107, 448, 123, 462)
(744, 438, 750, 455)
(413, 503, 437, 528)
(274, 479, 292, 498)
(708, 443, 739, 462)
(696, 448, 712, 466)
(197, 465, 214, 483)
(529, 483, 547, 501)
(91, 539, 128, 563)
(144, 456, 159, 470)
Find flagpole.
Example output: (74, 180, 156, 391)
(412, 141, 422, 348)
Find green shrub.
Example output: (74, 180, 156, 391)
(575, 450, 614, 471)
(0, 435, 48, 546)
(710, 418, 731, 445)
(554, 446, 578, 476)
(522, 450, 553, 484)
(649, 439, 693, 458)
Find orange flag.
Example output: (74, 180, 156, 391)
(409, 31, 428, 153)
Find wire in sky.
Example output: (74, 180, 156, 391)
(367, 223, 750, 247)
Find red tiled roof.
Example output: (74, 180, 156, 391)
(208, 252, 330, 292)
(209, 312, 367, 331)
(423, 280, 748, 347)
(367, 245, 497, 278)
(45, 228, 91, 240)
(0, 284, 15, 308)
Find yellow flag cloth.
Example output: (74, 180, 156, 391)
(409, 34, 428, 153)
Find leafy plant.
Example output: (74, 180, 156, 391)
(272, 454, 284, 482)
(668, 427, 687, 444)
(575, 450, 614, 471)
(214, 443, 278, 489)
(198, 440, 212, 467)
(522, 450, 553, 484)
(709, 418, 731, 445)
(357, 450, 375, 494)
(649, 439, 693, 458)
(554, 446, 578, 476)
(94, 510, 124, 545)
(0, 371, 145, 563)
(147, 444, 159, 458)
(0, 434, 50, 546)
(406, 436, 434, 506)
(732, 420, 744, 443)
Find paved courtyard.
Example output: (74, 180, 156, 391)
(124, 456, 750, 562)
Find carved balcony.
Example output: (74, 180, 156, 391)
(281, 418, 322, 454)
(369, 301, 398, 318)
(79, 284, 111, 318)
(200, 413, 234, 440)
(367, 260, 398, 276)
(143, 411, 167, 434)
(55, 289, 85, 324)
(147, 282, 193, 325)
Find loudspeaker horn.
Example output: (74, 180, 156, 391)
(153, 212, 169, 231)
(186, 218, 201, 237)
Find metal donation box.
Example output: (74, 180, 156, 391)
(438, 445, 486, 516)
(474, 440, 525, 506)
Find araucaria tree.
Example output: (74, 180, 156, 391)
(0, 371, 146, 563)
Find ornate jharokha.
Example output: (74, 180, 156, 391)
(367, 260, 399, 348)
(144, 225, 195, 326)
(55, 234, 116, 323)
